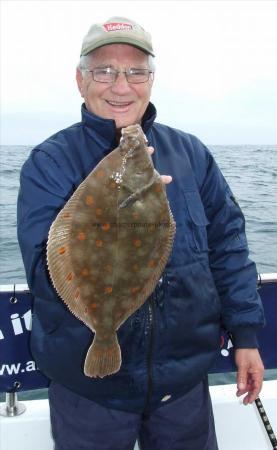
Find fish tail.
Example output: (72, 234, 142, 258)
(84, 333, 121, 378)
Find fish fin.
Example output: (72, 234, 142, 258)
(84, 332, 121, 378)
(47, 183, 86, 313)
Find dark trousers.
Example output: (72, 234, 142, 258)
(49, 378, 218, 450)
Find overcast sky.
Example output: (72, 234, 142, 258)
(1, 0, 277, 145)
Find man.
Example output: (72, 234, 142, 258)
(17, 16, 265, 450)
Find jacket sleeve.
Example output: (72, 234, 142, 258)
(197, 143, 265, 348)
(17, 148, 73, 303)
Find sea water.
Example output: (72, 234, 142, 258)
(0, 144, 276, 284)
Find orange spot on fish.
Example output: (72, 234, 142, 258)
(66, 272, 73, 281)
(102, 223, 110, 231)
(85, 195, 94, 206)
(148, 260, 156, 268)
(77, 231, 86, 241)
(75, 288, 80, 299)
(132, 264, 139, 272)
(104, 286, 113, 294)
(58, 246, 66, 255)
(90, 303, 97, 309)
(62, 212, 71, 219)
(96, 208, 102, 216)
(155, 184, 163, 193)
(131, 287, 140, 294)
(132, 212, 139, 220)
(96, 239, 103, 247)
(133, 239, 142, 247)
(96, 169, 105, 179)
(81, 268, 89, 277)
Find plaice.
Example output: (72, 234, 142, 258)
(46, 124, 176, 378)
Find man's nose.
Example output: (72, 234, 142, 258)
(110, 72, 132, 94)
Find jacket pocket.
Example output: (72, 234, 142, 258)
(183, 191, 210, 252)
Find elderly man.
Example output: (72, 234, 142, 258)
(17, 17, 264, 450)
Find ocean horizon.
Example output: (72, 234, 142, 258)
(1, 143, 276, 285)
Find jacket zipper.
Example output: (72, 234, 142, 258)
(144, 295, 155, 411)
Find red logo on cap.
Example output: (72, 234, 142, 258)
(103, 22, 133, 32)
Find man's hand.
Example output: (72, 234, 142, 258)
(235, 348, 264, 405)
(148, 146, 172, 184)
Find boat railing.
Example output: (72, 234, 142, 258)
(0, 273, 277, 418)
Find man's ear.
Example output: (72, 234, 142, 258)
(76, 68, 84, 97)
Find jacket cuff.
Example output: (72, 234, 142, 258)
(230, 327, 259, 349)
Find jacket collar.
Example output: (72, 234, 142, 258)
(81, 102, 157, 147)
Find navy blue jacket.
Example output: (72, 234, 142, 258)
(17, 103, 265, 413)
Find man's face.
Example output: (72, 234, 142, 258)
(76, 44, 154, 130)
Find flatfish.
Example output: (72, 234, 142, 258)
(47, 124, 176, 378)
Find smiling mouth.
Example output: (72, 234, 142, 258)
(106, 100, 133, 109)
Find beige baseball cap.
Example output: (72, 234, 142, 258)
(80, 16, 154, 57)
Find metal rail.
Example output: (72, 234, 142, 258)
(258, 273, 277, 285)
(0, 393, 26, 417)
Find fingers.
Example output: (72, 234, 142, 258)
(235, 348, 264, 405)
(161, 175, 172, 184)
(236, 371, 264, 405)
(236, 366, 248, 397)
(237, 376, 262, 405)
(246, 373, 263, 405)
(147, 147, 173, 184)
(245, 384, 261, 405)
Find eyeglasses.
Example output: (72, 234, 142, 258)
(83, 67, 154, 84)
